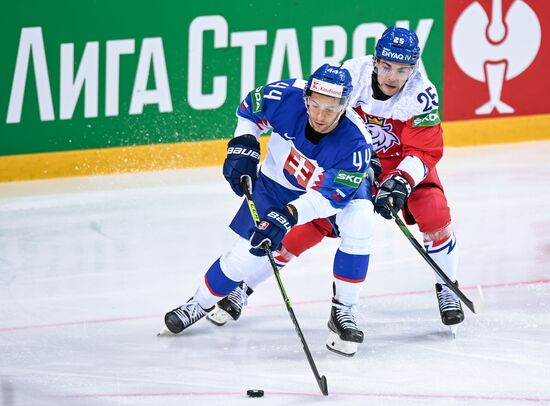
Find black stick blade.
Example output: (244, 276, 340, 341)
(319, 375, 328, 396)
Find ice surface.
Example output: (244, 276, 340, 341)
(1, 141, 549, 405)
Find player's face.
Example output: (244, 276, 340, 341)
(306, 92, 345, 134)
(375, 58, 414, 96)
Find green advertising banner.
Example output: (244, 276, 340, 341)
(0, 1, 444, 157)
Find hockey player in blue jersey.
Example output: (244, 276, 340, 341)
(162, 64, 375, 355)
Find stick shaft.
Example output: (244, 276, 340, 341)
(389, 206, 477, 314)
(241, 177, 328, 395)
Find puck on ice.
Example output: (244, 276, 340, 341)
(246, 389, 264, 398)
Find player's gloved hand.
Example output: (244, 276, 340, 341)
(250, 207, 297, 256)
(223, 135, 260, 197)
(373, 170, 413, 219)
(368, 151, 383, 188)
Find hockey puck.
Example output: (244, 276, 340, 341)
(246, 389, 264, 398)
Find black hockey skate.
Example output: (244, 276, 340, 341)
(326, 298, 364, 357)
(436, 282, 465, 326)
(207, 282, 253, 326)
(162, 298, 213, 334)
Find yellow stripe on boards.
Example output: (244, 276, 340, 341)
(1, 114, 549, 182)
(443, 114, 550, 146)
(0, 137, 270, 182)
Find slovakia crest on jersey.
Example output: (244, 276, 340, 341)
(283, 146, 316, 189)
(365, 115, 400, 153)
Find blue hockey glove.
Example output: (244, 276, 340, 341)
(250, 207, 297, 256)
(373, 170, 413, 219)
(223, 135, 260, 197)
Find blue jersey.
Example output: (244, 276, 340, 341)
(230, 79, 372, 238)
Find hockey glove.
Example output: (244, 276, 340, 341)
(250, 207, 297, 256)
(373, 170, 413, 219)
(223, 135, 260, 197)
(367, 151, 383, 188)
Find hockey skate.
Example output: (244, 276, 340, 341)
(436, 282, 465, 338)
(207, 282, 253, 326)
(160, 298, 213, 335)
(326, 298, 364, 357)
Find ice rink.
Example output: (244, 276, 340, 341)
(1, 141, 549, 405)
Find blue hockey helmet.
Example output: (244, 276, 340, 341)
(375, 26, 420, 65)
(305, 63, 353, 105)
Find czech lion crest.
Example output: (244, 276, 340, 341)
(365, 115, 399, 153)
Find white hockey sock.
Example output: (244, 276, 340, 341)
(334, 279, 363, 306)
(194, 238, 271, 308)
(243, 261, 273, 289)
(423, 227, 459, 285)
(193, 278, 221, 309)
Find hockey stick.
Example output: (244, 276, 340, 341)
(240, 176, 329, 396)
(388, 205, 479, 314)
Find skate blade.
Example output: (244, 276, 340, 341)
(326, 331, 358, 357)
(157, 325, 175, 337)
(474, 284, 485, 313)
(449, 325, 458, 339)
(206, 307, 231, 326)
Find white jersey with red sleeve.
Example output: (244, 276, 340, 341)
(342, 56, 444, 188)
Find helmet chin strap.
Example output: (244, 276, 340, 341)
(326, 108, 346, 131)
(409, 63, 419, 78)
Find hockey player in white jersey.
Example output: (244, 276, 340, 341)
(162, 64, 375, 355)
(348, 26, 464, 329)
(209, 26, 464, 336)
